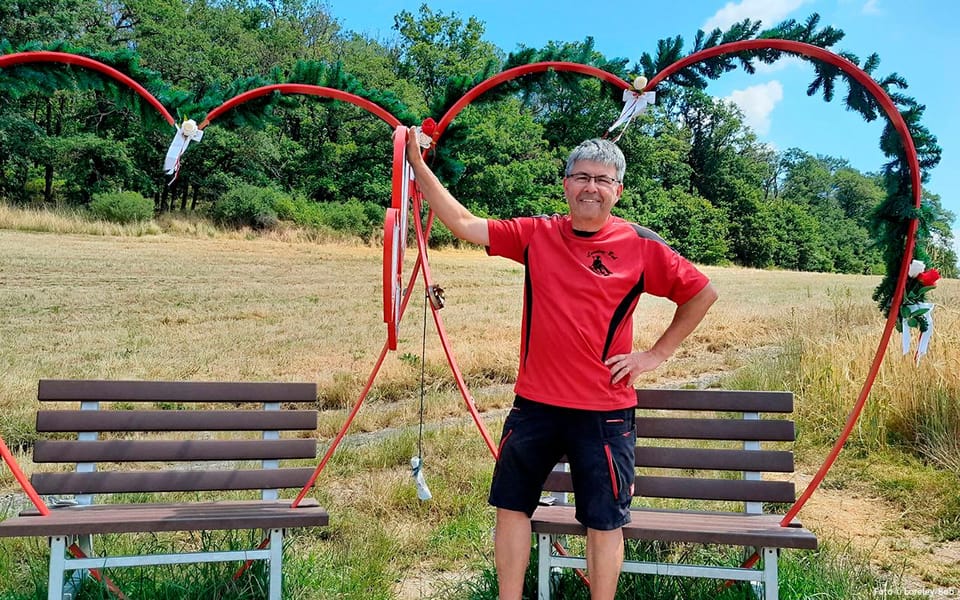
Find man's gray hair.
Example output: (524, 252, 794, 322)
(565, 139, 626, 181)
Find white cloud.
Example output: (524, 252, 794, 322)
(753, 54, 806, 74)
(702, 0, 810, 32)
(724, 81, 784, 135)
(862, 0, 882, 15)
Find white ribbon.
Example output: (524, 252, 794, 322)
(901, 302, 934, 363)
(410, 456, 432, 501)
(163, 119, 204, 180)
(607, 89, 656, 138)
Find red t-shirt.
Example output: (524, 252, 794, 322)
(487, 215, 710, 411)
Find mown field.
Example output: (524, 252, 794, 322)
(0, 223, 958, 599)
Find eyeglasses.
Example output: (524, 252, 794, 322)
(566, 172, 620, 187)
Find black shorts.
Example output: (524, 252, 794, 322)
(488, 395, 636, 531)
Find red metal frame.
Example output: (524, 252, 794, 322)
(199, 83, 402, 129)
(434, 61, 630, 140)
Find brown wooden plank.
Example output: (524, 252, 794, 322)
(636, 389, 793, 413)
(38, 380, 317, 403)
(636, 447, 794, 472)
(636, 417, 795, 442)
(31, 467, 317, 495)
(636, 476, 795, 503)
(543, 470, 574, 493)
(0, 500, 329, 537)
(531, 505, 817, 550)
(33, 439, 317, 463)
(36, 410, 318, 432)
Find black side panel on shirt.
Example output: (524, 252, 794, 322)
(522, 246, 533, 367)
(601, 273, 645, 362)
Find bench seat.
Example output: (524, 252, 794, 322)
(532, 505, 816, 549)
(0, 499, 328, 537)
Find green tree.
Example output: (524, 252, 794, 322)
(392, 4, 502, 109)
(443, 98, 561, 218)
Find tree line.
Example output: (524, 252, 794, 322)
(0, 0, 954, 276)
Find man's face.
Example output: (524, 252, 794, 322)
(563, 160, 623, 231)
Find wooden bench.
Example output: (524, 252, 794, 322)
(531, 388, 817, 600)
(0, 379, 329, 600)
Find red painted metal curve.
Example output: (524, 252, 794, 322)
(199, 83, 402, 129)
(651, 38, 922, 538)
(434, 61, 630, 141)
(0, 51, 175, 126)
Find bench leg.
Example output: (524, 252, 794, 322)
(48, 536, 67, 600)
(762, 547, 778, 600)
(537, 534, 552, 600)
(268, 528, 283, 600)
(63, 534, 92, 599)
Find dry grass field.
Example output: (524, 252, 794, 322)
(0, 225, 958, 597)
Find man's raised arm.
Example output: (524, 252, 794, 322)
(405, 127, 489, 247)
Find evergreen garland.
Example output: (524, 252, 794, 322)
(0, 40, 175, 129)
(633, 13, 941, 317)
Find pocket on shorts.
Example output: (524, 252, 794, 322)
(601, 412, 635, 502)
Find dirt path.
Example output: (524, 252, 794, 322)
(793, 472, 960, 595)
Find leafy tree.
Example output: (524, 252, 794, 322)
(392, 3, 502, 109)
(442, 99, 561, 218)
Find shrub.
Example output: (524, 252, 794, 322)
(317, 200, 383, 239)
(211, 184, 283, 230)
(88, 191, 154, 224)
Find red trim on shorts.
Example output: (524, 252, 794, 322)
(497, 429, 514, 459)
(604, 444, 619, 499)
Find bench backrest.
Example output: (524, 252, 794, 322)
(32, 379, 318, 503)
(544, 388, 796, 514)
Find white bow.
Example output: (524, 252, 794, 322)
(607, 89, 656, 139)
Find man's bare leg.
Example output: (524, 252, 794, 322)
(495, 508, 532, 600)
(586, 527, 624, 600)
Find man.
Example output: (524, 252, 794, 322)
(406, 132, 718, 600)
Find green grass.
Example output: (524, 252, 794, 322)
(449, 539, 926, 600)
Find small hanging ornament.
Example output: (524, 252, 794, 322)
(606, 76, 656, 142)
(163, 118, 204, 183)
(898, 259, 940, 363)
(410, 456, 432, 501)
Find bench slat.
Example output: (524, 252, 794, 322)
(36, 410, 318, 432)
(33, 439, 317, 463)
(637, 417, 795, 441)
(31, 468, 317, 495)
(0, 500, 328, 537)
(636, 389, 793, 413)
(531, 505, 816, 550)
(542, 472, 796, 503)
(38, 379, 317, 403)
(636, 447, 794, 472)
(637, 476, 796, 503)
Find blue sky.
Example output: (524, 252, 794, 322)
(329, 0, 957, 254)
